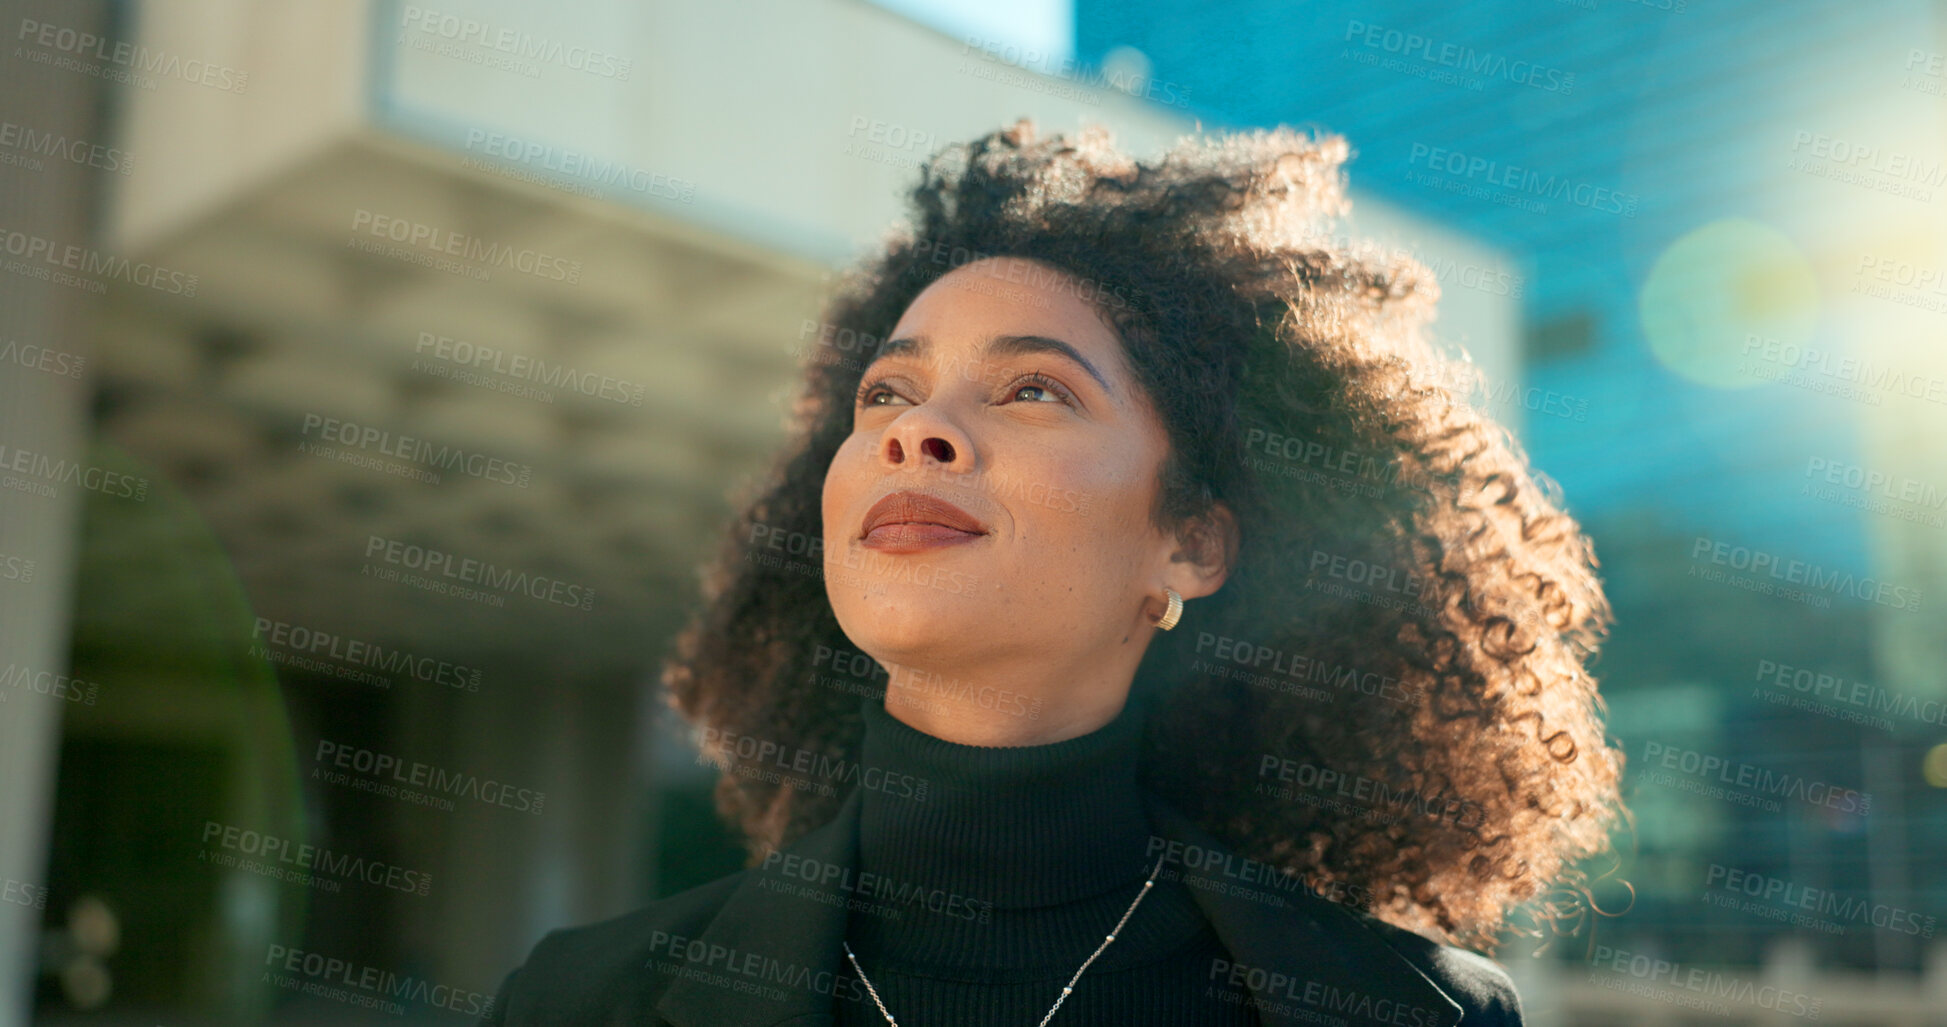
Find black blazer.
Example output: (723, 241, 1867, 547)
(482, 785, 1525, 1026)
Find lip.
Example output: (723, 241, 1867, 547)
(859, 490, 989, 552)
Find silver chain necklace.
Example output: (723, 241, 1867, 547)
(840, 852, 1169, 1027)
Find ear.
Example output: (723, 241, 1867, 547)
(1166, 500, 1237, 601)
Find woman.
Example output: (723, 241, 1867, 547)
(484, 119, 1624, 1026)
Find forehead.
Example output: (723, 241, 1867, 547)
(894, 256, 1120, 349)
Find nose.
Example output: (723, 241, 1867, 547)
(887, 435, 954, 463)
(878, 404, 973, 472)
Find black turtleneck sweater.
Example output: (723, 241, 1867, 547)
(833, 687, 1260, 1026)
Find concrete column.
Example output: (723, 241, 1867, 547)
(0, 1, 110, 1024)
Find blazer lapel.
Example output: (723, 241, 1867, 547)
(652, 784, 1464, 1027)
(1142, 792, 1465, 1027)
(654, 786, 864, 1027)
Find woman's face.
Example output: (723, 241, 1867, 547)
(821, 256, 1221, 697)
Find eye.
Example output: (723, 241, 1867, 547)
(1007, 372, 1074, 406)
(855, 375, 906, 407)
(853, 370, 1076, 409)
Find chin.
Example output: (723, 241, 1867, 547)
(833, 591, 982, 662)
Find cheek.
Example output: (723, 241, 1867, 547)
(1015, 454, 1145, 544)
(822, 438, 861, 525)
(1032, 451, 1161, 569)
(1060, 448, 1148, 516)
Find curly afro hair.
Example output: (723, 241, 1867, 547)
(663, 118, 1624, 956)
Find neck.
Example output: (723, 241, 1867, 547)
(853, 684, 1158, 909)
(875, 659, 1141, 746)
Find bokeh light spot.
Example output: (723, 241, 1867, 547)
(1639, 218, 1819, 389)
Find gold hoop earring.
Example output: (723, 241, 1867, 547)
(1154, 587, 1183, 631)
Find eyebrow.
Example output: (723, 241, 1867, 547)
(865, 333, 1115, 396)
